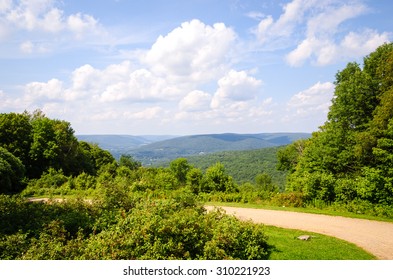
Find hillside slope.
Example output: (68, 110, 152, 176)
(185, 146, 287, 189)
(130, 133, 310, 164)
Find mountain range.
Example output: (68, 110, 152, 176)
(77, 133, 310, 164)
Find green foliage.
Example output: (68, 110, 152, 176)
(277, 139, 307, 173)
(29, 112, 80, 177)
(0, 111, 32, 164)
(0, 110, 116, 189)
(255, 173, 278, 193)
(186, 167, 203, 194)
(187, 147, 287, 190)
(170, 158, 191, 185)
(21, 168, 69, 197)
(0, 192, 270, 260)
(286, 43, 393, 208)
(202, 162, 237, 193)
(119, 154, 141, 170)
(0, 147, 25, 193)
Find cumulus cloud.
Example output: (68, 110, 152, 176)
(211, 70, 262, 109)
(3, 18, 278, 134)
(25, 78, 64, 100)
(254, 0, 390, 66)
(144, 19, 236, 82)
(125, 106, 164, 120)
(287, 81, 334, 117)
(3, 0, 99, 33)
(179, 90, 212, 112)
(0, 0, 103, 53)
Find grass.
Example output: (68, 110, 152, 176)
(264, 226, 376, 260)
(206, 201, 393, 223)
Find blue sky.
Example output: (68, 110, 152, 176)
(0, 0, 392, 135)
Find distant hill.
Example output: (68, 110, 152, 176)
(185, 146, 288, 190)
(129, 133, 310, 164)
(77, 133, 310, 164)
(76, 135, 177, 158)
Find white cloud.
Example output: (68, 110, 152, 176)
(306, 3, 367, 38)
(254, 0, 390, 66)
(125, 106, 164, 120)
(287, 81, 334, 117)
(0, 0, 12, 12)
(255, 0, 314, 44)
(99, 69, 173, 102)
(1, 0, 103, 53)
(287, 29, 391, 66)
(24, 78, 64, 100)
(67, 13, 98, 37)
(3, 0, 99, 34)
(19, 40, 33, 53)
(179, 90, 212, 112)
(19, 40, 49, 53)
(211, 70, 262, 109)
(144, 19, 236, 82)
(340, 29, 391, 57)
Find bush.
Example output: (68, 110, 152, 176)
(82, 198, 269, 260)
(0, 147, 25, 194)
(271, 192, 305, 207)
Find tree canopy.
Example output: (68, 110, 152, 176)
(281, 43, 393, 205)
(0, 110, 115, 193)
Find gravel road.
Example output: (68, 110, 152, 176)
(206, 206, 393, 260)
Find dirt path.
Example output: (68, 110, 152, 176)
(206, 206, 393, 260)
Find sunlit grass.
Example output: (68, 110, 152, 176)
(264, 226, 376, 260)
(206, 201, 393, 223)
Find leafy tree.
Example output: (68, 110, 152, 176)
(0, 147, 25, 193)
(285, 43, 393, 204)
(170, 158, 191, 185)
(186, 167, 203, 194)
(29, 113, 80, 177)
(277, 139, 307, 173)
(202, 162, 236, 193)
(255, 173, 278, 193)
(0, 111, 32, 165)
(78, 141, 116, 175)
(119, 154, 141, 171)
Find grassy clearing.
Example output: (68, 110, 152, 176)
(264, 226, 376, 260)
(206, 201, 393, 223)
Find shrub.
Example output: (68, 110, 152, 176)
(271, 192, 305, 207)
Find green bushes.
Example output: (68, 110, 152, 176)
(0, 192, 270, 260)
(0, 147, 25, 194)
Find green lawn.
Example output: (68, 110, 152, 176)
(206, 201, 393, 223)
(264, 226, 376, 260)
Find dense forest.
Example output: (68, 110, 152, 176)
(278, 43, 393, 213)
(180, 147, 287, 189)
(1, 43, 393, 259)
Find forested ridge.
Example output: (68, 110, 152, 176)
(1, 44, 393, 260)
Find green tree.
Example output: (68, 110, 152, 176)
(0, 112, 32, 165)
(285, 43, 393, 204)
(28, 114, 79, 177)
(78, 141, 116, 175)
(186, 167, 203, 194)
(0, 147, 25, 193)
(170, 158, 191, 185)
(277, 139, 307, 173)
(255, 173, 278, 193)
(119, 154, 141, 171)
(202, 162, 236, 193)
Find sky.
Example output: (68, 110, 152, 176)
(0, 0, 392, 135)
